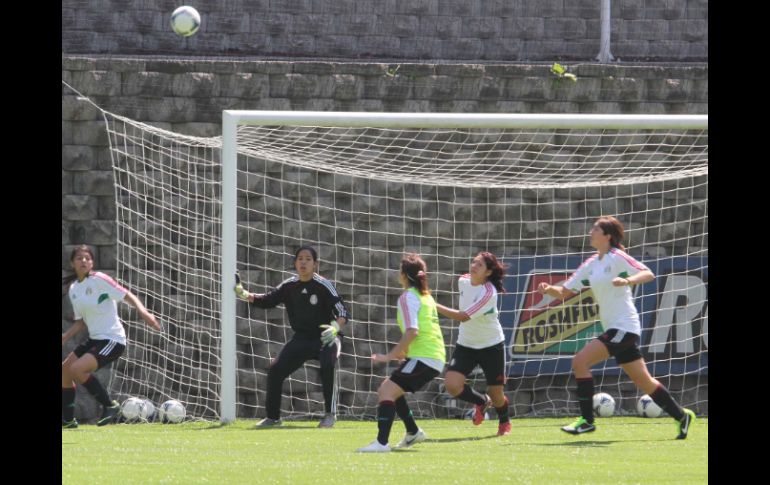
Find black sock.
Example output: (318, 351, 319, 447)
(496, 396, 510, 423)
(320, 364, 335, 414)
(62, 387, 76, 421)
(650, 384, 684, 421)
(376, 400, 396, 445)
(82, 375, 112, 407)
(576, 377, 594, 423)
(395, 396, 419, 435)
(456, 384, 487, 406)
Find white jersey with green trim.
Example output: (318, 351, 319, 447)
(456, 275, 504, 349)
(563, 248, 650, 335)
(68, 272, 128, 345)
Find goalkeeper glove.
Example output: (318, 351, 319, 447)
(320, 320, 340, 347)
(234, 272, 250, 301)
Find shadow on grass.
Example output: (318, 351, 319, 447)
(427, 435, 501, 443)
(531, 438, 672, 447)
(249, 424, 319, 430)
(191, 422, 229, 430)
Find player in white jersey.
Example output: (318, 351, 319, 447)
(62, 245, 160, 428)
(435, 252, 512, 437)
(537, 216, 695, 439)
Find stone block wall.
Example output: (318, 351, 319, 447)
(62, 0, 708, 62)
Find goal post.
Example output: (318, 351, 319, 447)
(220, 113, 239, 423)
(106, 110, 707, 424)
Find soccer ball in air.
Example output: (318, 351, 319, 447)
(170, 6, 201, 37)
(159, 399, 186, 423)
(592, 392, 616, 417)
(637, 394, 663, 418)
(121, 397, 145, 422)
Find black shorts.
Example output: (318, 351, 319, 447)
(597, 329, 643, 364)
(447, 341, 506, 385)
(73, 339, 126, 369)
(389, 359, 440, 393)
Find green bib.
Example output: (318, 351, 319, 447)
(396, 288, 446, 363)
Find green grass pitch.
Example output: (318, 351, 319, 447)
(62, 417, 707, 484)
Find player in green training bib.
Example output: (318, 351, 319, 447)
(357, 253, 446, 452)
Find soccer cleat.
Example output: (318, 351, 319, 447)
(473, 394, 492, 426)
(561, 417, 596, 435)
(497, 420, 512, 436)
(676, 408, 696, 440)
(317, 413, 336, 428)
(97, 400, 121, 426)
(255, 417, 283, 428)
(394, 428, 427, 449)
(356, 440, 391, 453)
(62, 419, 78, 429)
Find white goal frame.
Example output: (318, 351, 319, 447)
(219, 111, 708, 423)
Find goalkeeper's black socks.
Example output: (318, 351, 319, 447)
(650, 384, 685, 421)
(456, 384, 487, 406)
(395, 396, 419, 435)
(62, 387, 76, 422)
(376, 400, 396, 445)
(495, 396, 510, 423)
(576, 377, 595, 424)
(82, 375, 112, 407)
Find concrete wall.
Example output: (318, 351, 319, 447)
(62, 56, 707, 283)
(62, 0, 708, 62)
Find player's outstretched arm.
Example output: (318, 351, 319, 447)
(124, 291, 162, 331)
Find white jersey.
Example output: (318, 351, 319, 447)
(563, 248, 650, 335)
(68, 272, 128, 345)
(456, 274, 504, 349)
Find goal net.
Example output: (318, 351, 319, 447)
(104, 111, 708, 422)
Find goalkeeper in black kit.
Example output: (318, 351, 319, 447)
(235, 246, 350, 428)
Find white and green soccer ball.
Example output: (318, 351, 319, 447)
(159, 399, 186, 423)
(592, 392, 616, 417)
(170, 6, 201, 37)
(637, 394, 663, 418)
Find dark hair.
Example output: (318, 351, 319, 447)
(294, 245, 318, 261)
(400, 253, 430, 295)
(62, 244, 95, 287)
(477, 251, 507, 294)
(595, 216, 626, 251)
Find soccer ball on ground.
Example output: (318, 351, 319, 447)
(170, 6, 201, 37)
(636, 394, 664, 418)
(140, 399, 156, 422)
(121, 397, 144, 422)
(592, 392, 616, 417)
(159, 399, 186, 423)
